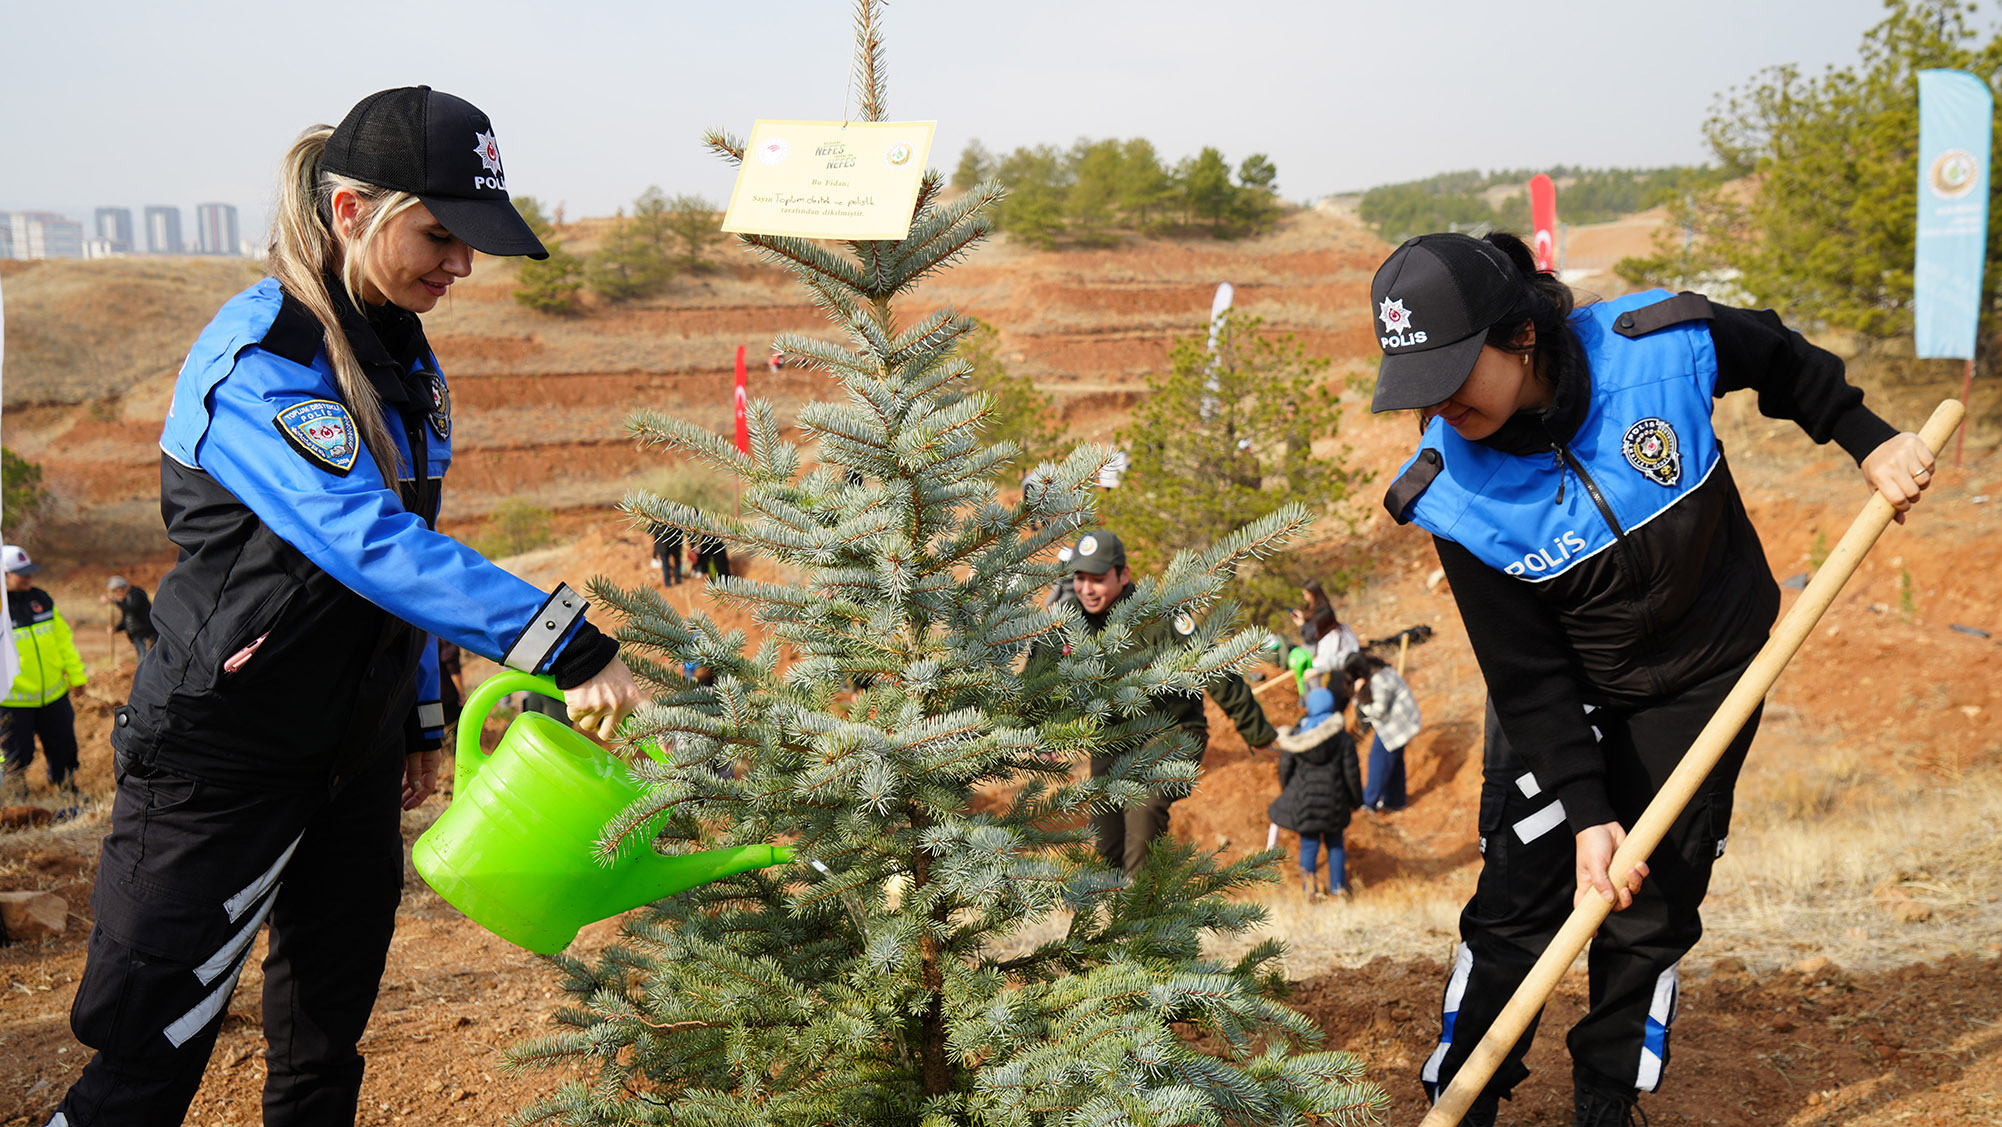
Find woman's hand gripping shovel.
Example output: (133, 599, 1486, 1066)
(1420, 400, 1966, 1127)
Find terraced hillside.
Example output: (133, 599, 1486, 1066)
(2, 207, 1390, 544)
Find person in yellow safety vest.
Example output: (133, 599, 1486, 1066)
(3, 545, 87, 803)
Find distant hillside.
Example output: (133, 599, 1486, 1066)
(1355, 166, 1724, 245)
(2, 257, 264, 407)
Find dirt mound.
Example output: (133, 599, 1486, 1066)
(1, 256, 264, 407)
(1292, 951, 2002, 1125)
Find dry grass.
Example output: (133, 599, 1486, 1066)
(0, 257, 264, 406)
(1214, 881, 1466, 979)
(1702, 763, 2002, 973)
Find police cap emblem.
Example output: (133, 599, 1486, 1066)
(274, 399, 360, 476)
(1621, 417, 1680, 486)
(1077, 535, 1099, 557)
(1172, 612, 1196, 636)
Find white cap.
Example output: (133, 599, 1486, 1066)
(2, 545, 38, 576)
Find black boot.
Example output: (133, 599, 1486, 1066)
(1574, 1084, 1645, 1127)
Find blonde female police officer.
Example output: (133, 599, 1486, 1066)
(1369, 232, 1933, 1127)
(50, 88, 642, 1127)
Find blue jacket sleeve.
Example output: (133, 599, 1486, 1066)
(409, 635, 444, 752)
(192, 347, 592, 677)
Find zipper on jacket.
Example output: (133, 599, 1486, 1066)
(1557, 445, 1625, 538)
(1557, 443, 1675, 695)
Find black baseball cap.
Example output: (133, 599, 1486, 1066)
(1069, 529, 1126, 574)
(323, 86, 547, 260)
(1367, 234, 1527, 412)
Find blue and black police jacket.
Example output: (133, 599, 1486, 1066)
(1383, 289, 1894, 830)
(115, 278, 607, 792)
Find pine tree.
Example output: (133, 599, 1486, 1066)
(507, 5, 1385, 1124)
(1103, 312, 1366, 631)
(512, 197, 585, 315)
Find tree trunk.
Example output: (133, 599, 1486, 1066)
(910, 811, 952, 1097)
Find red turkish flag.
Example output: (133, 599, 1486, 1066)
(1529, 174, 1558, 272)
(733, 345, 750, 455)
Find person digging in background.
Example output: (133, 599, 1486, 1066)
(1034, 528, 1276, 875)
(102, 575, 158, 663)
(1369, 231, 1936, 1127)
(2, 545, 87, 806)
(1267, 682, 1363, 902)
(1343, 651, 1421, 813)
(48, 86, 642, 1127)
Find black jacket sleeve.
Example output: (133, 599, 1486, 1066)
(1435, 535, 1618, 831)
(1277, 748, 1296, 790)
(548, 622, 620, 691)
(1706, 304, 1898, 463)
(1340, 732, 1364, 810)
(1212, 670, 1278, 748)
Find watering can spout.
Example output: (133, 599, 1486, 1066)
(412, 670, 795, 955)
(595, 843, 799, 921)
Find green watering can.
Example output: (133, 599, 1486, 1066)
(412, 670, 794, 954)
(1288, 644, 1316, 695)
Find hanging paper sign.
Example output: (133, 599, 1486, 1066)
(723, 119, 937, 241)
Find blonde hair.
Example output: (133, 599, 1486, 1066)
(268, 125, 423, 479)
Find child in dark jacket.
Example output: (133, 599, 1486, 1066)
(1268, 683, 1365, 900)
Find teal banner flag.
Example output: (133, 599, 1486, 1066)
(1915, 68, 1993, 359)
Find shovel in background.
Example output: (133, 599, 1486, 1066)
(1420, 400, 1965, 1127)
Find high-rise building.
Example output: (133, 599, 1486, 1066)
(194, 203, 240, 256)
(144, 205, 182, 254)
(95, 207, 134, 253)
(3, 211, 84, 259)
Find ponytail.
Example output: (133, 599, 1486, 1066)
(267, 126, 420, 480)
(1481, 231, 1582, 390)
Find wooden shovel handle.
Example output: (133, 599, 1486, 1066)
(1420, 400, 1965, 1127)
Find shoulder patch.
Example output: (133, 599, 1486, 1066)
(1384, 447, 1444, 526)
(1621, 417, 1681, 486)
(1612, 292, 1713, 339)
(423, 371, 452, 440)
(274, 399, 360, 476)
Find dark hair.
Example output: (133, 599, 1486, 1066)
(1340, 652, 1389, 707)
(1481, 231, 1580, 389)
(1299, 580, 1339, 646)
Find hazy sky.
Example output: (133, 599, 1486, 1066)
(1, 0, 1907, 240)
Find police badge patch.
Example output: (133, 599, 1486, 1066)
(424, 371, 452, 440)
(1621, 417, 1680, 486)
(274, 399, 360, 476)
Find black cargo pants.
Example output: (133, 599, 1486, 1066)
(52, 734, 404, 1127)
(1421, 659, 1759, 1106)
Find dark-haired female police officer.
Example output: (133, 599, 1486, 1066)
(50, 87, 642, 1127)
(1368, 232, 1933, 1127)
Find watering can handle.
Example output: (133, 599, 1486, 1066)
(454, 670, 565, 796)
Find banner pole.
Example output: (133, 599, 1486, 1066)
(1957, 356, 1974, 467)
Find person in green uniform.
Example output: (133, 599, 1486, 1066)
(1044, 529, 1277, 874)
